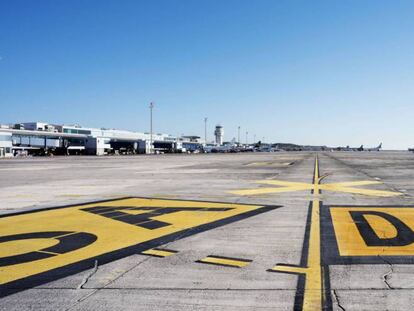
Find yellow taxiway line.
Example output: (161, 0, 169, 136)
(270, 156, 323, 310)
(303, 156, 323, 310)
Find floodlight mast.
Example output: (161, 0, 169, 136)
(204, 117, 208, 143)
(149, 102, 154, 154)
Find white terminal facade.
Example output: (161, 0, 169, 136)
(0, 129, 12, 158)
(0, 122, 205, 157)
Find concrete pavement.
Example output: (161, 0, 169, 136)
(1, 152, 414, 310)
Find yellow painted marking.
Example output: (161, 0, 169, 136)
(331, 207, 414, 256)
(269, 265, 307, 274)
(198, 256, 251, 268)
(141, 248, 177, 257)
(231, 186, 311, 196)
(230, 174, 401, 197)
(314, 156, 319, 185)
(0, 198, 266, 285)
(245, 162, 293, 167)
(326, 180, 380, 187)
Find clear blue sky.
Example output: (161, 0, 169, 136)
(1, 0, 413, 149)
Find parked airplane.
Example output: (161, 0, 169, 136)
(335, 143, 382, 152)
(365, 143, 382, 152)
(335, 145, 364, 151)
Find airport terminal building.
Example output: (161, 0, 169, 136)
(0, 130, 13, 158)
(0, 122, 201, 157)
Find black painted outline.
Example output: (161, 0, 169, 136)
(322, 264, 333, 311)
(322, 204, 414, 265)
(0, 197, 281, 298)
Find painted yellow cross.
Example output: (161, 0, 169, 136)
(230, 179, 402, 197)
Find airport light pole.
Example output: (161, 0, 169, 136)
(246, 131, 248, 145)
(149, 102, 154, 154)
(238, 126, 240, 145)
(254, 134, 256, 144)
(204, 117, 208, 144)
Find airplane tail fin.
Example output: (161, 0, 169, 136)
(378, 143, 382, 148)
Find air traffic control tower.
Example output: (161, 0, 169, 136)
(214, 125, 224, 146)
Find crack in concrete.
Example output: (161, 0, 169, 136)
(332, 289, 346, 311)
(378, 255, 394, 290)
(77, 260, 98, 290)
(65, 256, 154, 311)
